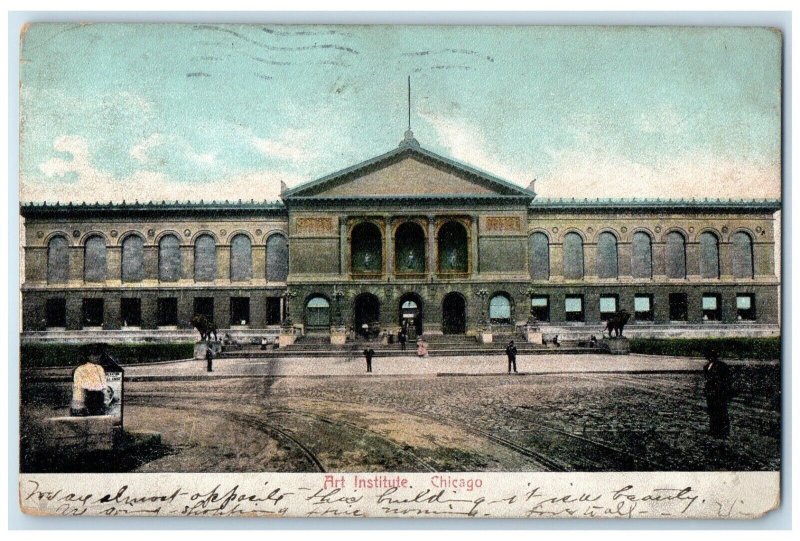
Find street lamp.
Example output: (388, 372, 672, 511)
(282, 288, 298, 327)
(475, 288, 489, 327)
(332, 285, 345, 326)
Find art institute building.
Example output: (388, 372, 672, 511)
(20, 130, 781, 342)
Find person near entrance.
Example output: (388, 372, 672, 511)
(70, 343, 109, 416)
(363, 347, 375, 373)
(399, 329, 407, 351)
(506, 340, 518, 373)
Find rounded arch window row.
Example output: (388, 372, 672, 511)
(45, 230, 289, 284)
(529, 226, 759, 244)
(528, 229, 755, 280)
(349, 218, 471, 276)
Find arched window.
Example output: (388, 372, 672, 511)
(732, 231, 755, 279)
(121, 234, 144, 282)
(47, 235, 70, 284)
(229, 234, 252, 281)
(699, 232, 720, 279)
(395, 222, 426, 273)
(266, 233, 289, 282)
(351, 222, 383, 274)
(438, 221, 468, 273)
(665, 231, 687, 279)
(631, 232, 653, 279)
(563, 232, 584, 280)
(596, 232, 619, 279)
(194, 234, 217, 282)
(306, 296, 330, 327)
(84, 235, 107, 282)
(489, 293, 512, 323)
(529, 232, 550, 280)
(159, 235, 181, 282)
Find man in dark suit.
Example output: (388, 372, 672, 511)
(506, 340, 518, 373)
(399, 329, 407, 351)
(364, 347, 375, 373)
(703, 347, 733, 439)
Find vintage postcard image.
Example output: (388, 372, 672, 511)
(18, 24, 782, 519)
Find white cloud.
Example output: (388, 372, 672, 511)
(23, 135, 299, 204)
(130, 133, 217, 169)
(419, 111, 530, 185)
(251, 128, 316, 162)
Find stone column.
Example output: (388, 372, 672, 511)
(181, 245, 194, 281)
(618, 241, 632, 278)
(584, 240, 597, 280)
(339, 216, 348, 276)
(385, 217, 394, 278)
(68, 245, 84, 283)
(217, 244, 231, 283)
(470, 216, 479, 277)
(143, 245, 158, 282)
(427, 215, 436, 277)
(107, 246, 122, 284)
(252, 244, 266, 282)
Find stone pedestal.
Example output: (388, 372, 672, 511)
(45, 416, 120, 452)
(278, 333, 296, 348)
(477, 331, 493, 344)
(525, 326, 543, 344)
(194, 340, 222, 359)
(330, 326, 347, 345)
(603, 337, 631, 355)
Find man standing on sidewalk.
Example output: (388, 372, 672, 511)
(703, 347, 732, 439)
(206, 342, 214, 373)
(399, 329, 407, 351)
(364, 347, 375, 373)
(506, 340, 518, 373)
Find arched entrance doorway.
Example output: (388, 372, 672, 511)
(354, 293, 381, 338)
(398, 293, 423, 339)
(442, 292, 466, 335)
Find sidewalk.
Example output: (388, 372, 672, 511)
(28, 353, 714, 381)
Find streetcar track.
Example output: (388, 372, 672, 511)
(127, 397, 326, 472)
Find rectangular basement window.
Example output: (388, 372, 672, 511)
(669, 293, 688, 321)
(230, 297, 250, 326)
(702, 294, 721, 321)
(565, 295, 584, 322)
(599, 295, 618, 321)
(736, 294, 756, 321)
(530, 295, 550, 322)
(45, 298, 67, 328)
(634, 294, 654, 321)
(157, 297, 178, 327)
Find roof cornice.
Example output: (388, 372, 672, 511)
(530, 198, 782, 211)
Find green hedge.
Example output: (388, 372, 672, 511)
(629, 337, 781, 361)
(21, 342, 195, 368)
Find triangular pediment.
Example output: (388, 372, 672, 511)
(284, 145, 534, 200)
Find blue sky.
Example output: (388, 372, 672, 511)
(19, 24, 782, 203)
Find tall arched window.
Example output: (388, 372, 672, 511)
(699, 232, 720, 279)
(84, 235, 107, 282)
(563, 232, 584, 280)
(438, 221, 469, 273)
(121, 234, 144, 282)
(159, 234, 181, 282)
(529, 232, 550, 280)
(631, 231, 653, 279)
(395, 222, 426, 273)
(665, 231, 687, 279)
(266, 233, 289, 282)
(732, 231, 755, 279)
(351, 222, 383, 274)
(229, 234, 252, 281)
(47, 235, 70, 284)
(596, 232, 619, 279)
(194, 234, 217, 282)
(489, 293, 512, 323)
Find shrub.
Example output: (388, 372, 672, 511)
(629, 337, 781, 361)
(21, 343, 195, 368)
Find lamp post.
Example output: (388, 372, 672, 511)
(332, 285, 345, 326)
(475, 288, 489, 328)
(282, 288, 298, 328)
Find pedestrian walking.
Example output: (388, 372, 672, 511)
(703, 348, 733, 439)
(506, 340, 518, 373)
(364, 347, 375, 373)
(399, 330, 407, 351)
(206, 343, 214, 373)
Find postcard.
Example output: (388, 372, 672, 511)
(18, 23, 782, 519)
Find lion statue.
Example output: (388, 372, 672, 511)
(605, 309, 631, 339)
(190, 314, 218, 342)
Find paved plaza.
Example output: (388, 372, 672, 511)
(22, 353, 780, 474)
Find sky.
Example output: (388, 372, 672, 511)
(19, 24, 782, 203)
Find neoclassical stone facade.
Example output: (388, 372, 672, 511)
(20, 134, 781, 341)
